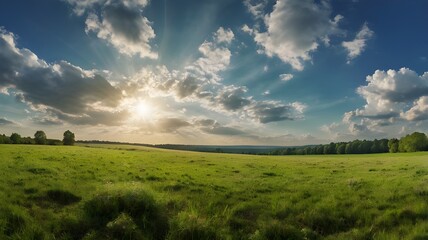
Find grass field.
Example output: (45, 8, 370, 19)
(0, 144, 427, 239)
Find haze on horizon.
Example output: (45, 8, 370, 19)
(0, 0, 428, 145)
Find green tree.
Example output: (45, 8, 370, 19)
(345, 143, 352, 154)
(34, 130, 47, 145)
(336, 143, 346, 154)
(398, 132, 428, 152)
(0, 134, 10, 144)
(388, 138, 399, 153)
(10, 133, 21, 144)
(63, 130, 75, 145)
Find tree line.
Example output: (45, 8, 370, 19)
(0, 130, 75, 145)
(270, 132, 428, 155)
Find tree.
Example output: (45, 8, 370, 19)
(34, 130, 47, 145)
(63, 130, 75, 145)
(388, 138, 399, 153)
(10, 133, 21, 144)
(336, 143, 346, 154)
(0, 134, 11, 144)
(398, 132, 428, 152)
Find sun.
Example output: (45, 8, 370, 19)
(135, 101, 153, 119)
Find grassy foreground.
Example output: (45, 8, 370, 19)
(0, 144, 427, 240)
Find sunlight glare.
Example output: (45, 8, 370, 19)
(135, 101, 153, 119)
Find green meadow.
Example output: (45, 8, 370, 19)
(1, 144, 427, 239)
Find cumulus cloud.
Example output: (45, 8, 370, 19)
(187, 40, 232, 83)
(85, 0, 157, 59)
(245, 0, 343, 70)
(241, 24, 254, 34)
(279, 73, 293, 81)
(355, 68, 428, 119)
(342, 22, 373, 63)
(402, 96, 428, 121)
(0, 28, 126, 126)
(335, 68, 428, 139)
(214, 27, 234, 44)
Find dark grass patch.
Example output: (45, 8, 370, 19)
(255, 188, 272, 194)
(413, 233, 428, 240)
(228, 204, 262, 236)
(163, 183, 187, 192)
(24, 188, 38, 194)
(415, 169, 428, 176)
(262, 172, 278, 177)
(299, 207, 359, 236)
(146, 175, 164, 181)
(1, 207, 26, 236)
(415, 187, 428, 197)
(53, 217, 90, 240)
(261, 221, 318, 240)
(27, 168, 51, 175)
(45, 189, 81, 205)
(83, 190, 168, 239)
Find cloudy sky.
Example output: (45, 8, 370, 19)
(0, 0, 427, 145)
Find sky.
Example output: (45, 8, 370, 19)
(0, 0, 428, 145)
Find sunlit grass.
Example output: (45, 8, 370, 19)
(0, 144, 427, 239)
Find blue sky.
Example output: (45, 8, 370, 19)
(0, 0, 427, 145)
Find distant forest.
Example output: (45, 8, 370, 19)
(270, 132, 428, 155)
(1, 131, 428, 155)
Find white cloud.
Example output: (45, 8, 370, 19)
(246, 0, 343, 71)
(65, 0, 148, 15)
(0, 28, 127, 126)
(243, 0, 267, 18)
(355, 68, 428, 118)
(342, 22, 374, 63)
(279, 73, 293, 81)
(186, 40, 232, 82)
(214, 27, 234, 44)
(331, 68, 428, 139)
(85, 1, 157, 59)
(402, 96, 428, 121)
(241, 24, 254, 34)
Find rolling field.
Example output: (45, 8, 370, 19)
(0, 144, 428, 240)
